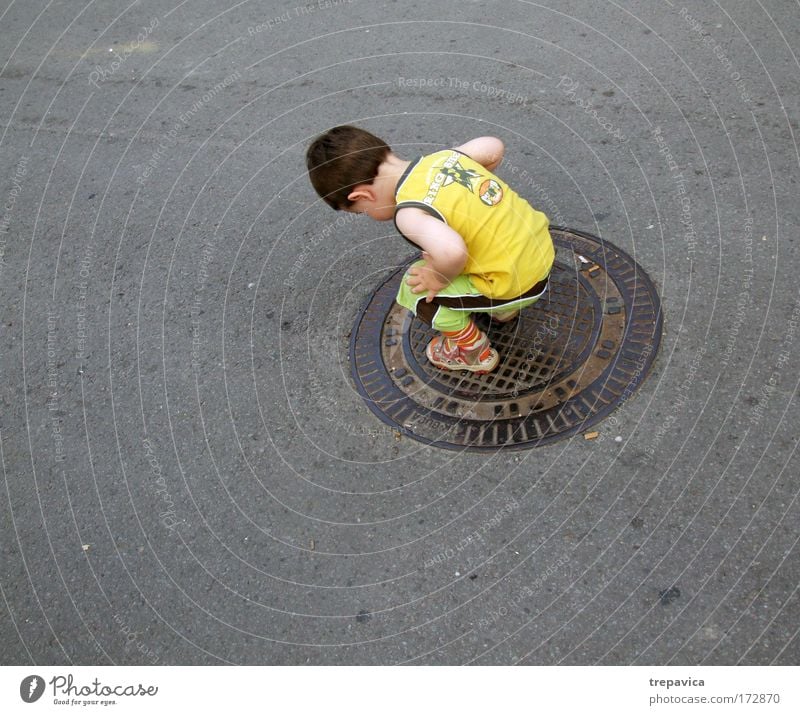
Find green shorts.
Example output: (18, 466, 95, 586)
(395, 260, 550, 332)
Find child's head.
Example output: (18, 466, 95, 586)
(306, 125, 390, 210)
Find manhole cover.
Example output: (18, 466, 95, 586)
(350, 227, 662, 451)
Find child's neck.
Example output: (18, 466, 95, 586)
(378, 153, 411, 197)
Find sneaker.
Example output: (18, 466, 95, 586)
(425, 332, 499, 373)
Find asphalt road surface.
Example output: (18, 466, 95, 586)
(1, 0, 798, 666)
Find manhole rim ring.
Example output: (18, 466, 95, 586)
(348, 226, 663, 452)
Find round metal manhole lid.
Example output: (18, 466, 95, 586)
(350, 227, 662, 451)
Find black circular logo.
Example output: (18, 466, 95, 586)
(20, 675, 45, 703)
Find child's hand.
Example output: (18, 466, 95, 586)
(406, 252, 450, 302)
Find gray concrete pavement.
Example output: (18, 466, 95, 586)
(1, 0, 799, 665)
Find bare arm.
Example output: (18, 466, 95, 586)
(453, 136, 505, 172)
(395, 207, 468, 301)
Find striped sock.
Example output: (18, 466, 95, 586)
(442, 320, 492, 360)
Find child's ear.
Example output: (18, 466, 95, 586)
(347, 184, 375, 203)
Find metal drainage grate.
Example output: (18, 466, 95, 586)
(350, 227, 662, 451)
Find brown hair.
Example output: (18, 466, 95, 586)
(306, 125, 390, 210)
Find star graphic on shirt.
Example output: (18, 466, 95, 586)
(440, 162, 482, 190)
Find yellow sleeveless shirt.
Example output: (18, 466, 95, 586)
(393, 149, 554, 299)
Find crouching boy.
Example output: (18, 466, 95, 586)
(306, 125, 554, 373)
